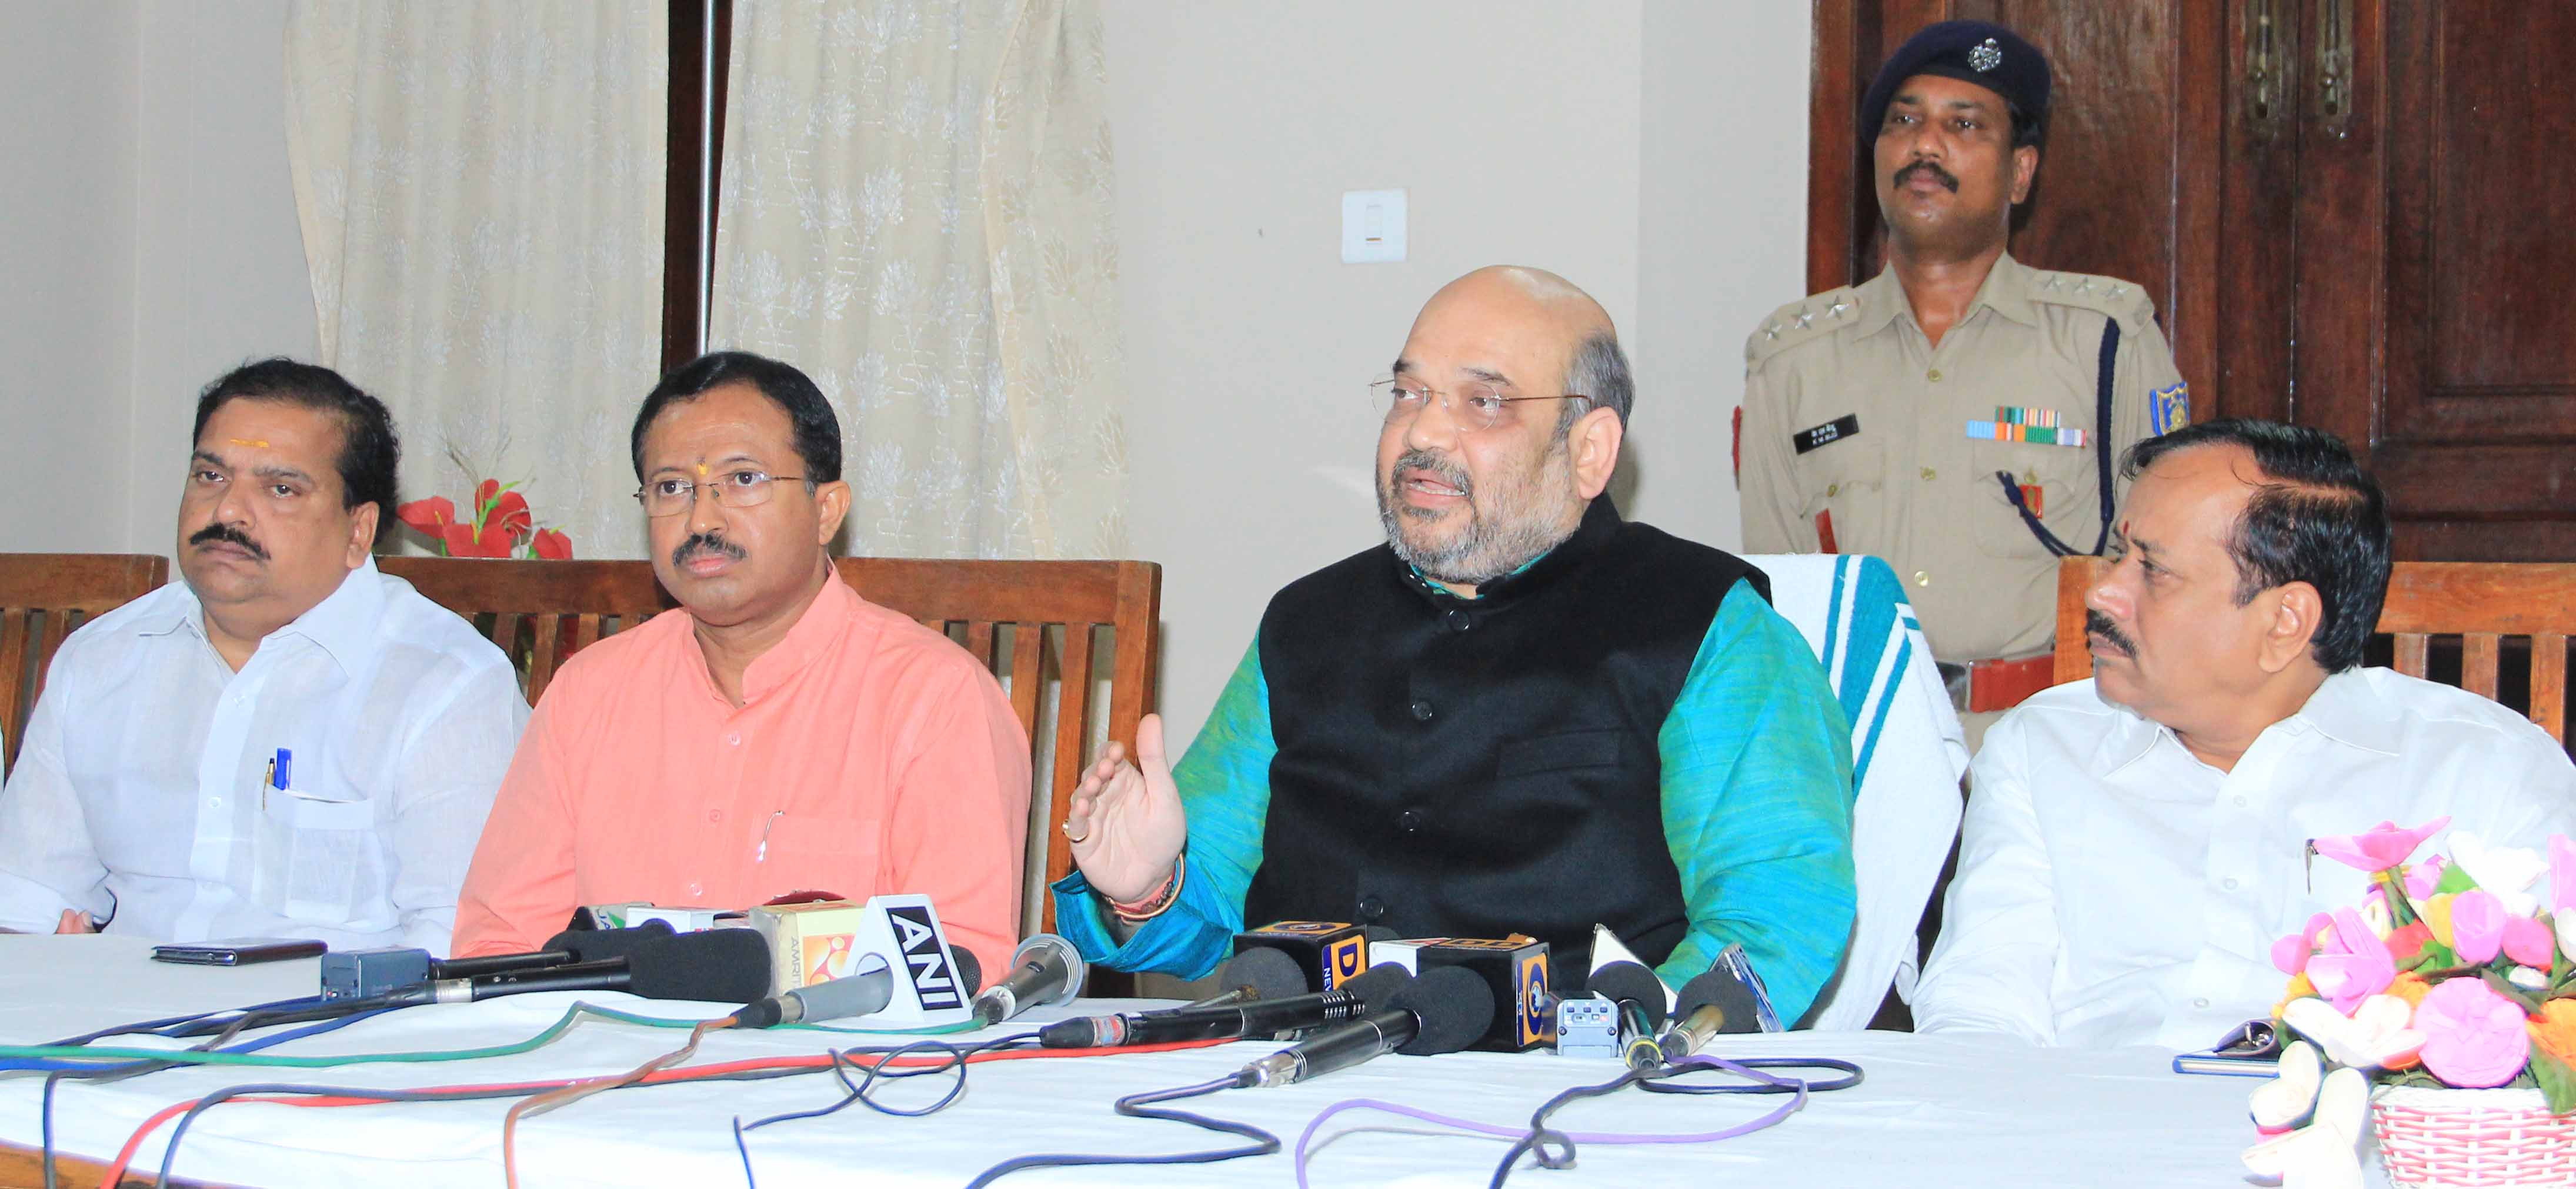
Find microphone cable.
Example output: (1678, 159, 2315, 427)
(958, 1074, 1282, 1188)
(1285, 1054, 1866, 1189)
(729, 1031, 1038, 1188)
(105, 1026, 1233, 1189)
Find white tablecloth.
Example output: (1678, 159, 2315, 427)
(0, 937, 2284, 1187)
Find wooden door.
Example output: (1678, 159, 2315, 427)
(1811, 0, 2576, 562)
(2292, 0, 2576, 561)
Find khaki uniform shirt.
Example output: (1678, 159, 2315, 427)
(1739, 253, 2188, 662)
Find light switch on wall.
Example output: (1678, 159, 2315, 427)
(1340, 189, 1406, 263)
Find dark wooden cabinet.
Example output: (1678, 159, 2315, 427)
(1810, 0, 2576, 561)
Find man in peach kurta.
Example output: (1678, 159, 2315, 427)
(451, 352, 1030, 975)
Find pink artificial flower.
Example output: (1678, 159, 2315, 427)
(2274, 912, 2333, 975)
(2304, 908, 2396, 1013)
(2415, 976, 2532, 1088)
(2505, 916, 2557, 968)
(2554, 835, 2576, 914)
(2313, 817, 2451, 874)
(2407, 855, 2450, 902)
(2451, 890, 2509, 964)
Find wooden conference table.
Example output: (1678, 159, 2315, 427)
(0, 937, 2289, 1187)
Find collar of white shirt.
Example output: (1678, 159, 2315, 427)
(2101, 667, 2406, 776)
(131, 557, 389, 678)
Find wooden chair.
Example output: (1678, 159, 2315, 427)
(0, 554, 169, 779)
(2053, 556, 2576, 743)
(378, 556, 1162, 938)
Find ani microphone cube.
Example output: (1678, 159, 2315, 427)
(1233, 921, 1368, 993)
(1377, 936, 1553, 1052)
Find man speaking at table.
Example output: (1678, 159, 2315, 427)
(449, 352, 1032, 976)
(1913, 420, 2576, 1047)
(1054, 267, 1857, 1016)
(0, 360, 526, 951)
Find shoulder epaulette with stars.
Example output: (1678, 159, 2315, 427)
(2024, 269, 2158, 329)
(1743, 288, 1860, 370)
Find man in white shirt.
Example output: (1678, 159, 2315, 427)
(0, 359, 526, 953)
(1913, 418, 2576, 1048)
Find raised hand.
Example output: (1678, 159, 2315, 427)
(1062, 713, 1189, 905)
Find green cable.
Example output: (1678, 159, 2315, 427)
(0, 1002, 984, 1070)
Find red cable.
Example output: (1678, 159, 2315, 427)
(95, 1037, 1229, 1187)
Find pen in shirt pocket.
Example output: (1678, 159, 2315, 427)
(262, 747, 293, 811)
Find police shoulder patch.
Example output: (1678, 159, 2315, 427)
(1744, 288, 1860, 370)
(2150, 381, 2192, 436)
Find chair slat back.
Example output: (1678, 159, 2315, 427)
(0, 554, 171, 778)
(2054, 557, 2576, 743)
(376, 558, 673, 705)
(834, 558, 1163, 938)
(381, 556, 1163, 940)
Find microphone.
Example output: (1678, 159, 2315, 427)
(952, 946, 983, 997)
(1653, 968, 1763, 1066)
(732, 954, 894, 1028)
(384, 928, 772, 1007)
(1178, 947, 1309, 1011)
(433, 921, 685, 980)
(1037, 961, 1407, 1048)
(1235, 966, 1494, 1088)
(1589, 961, 1674, 1070)
(971, 933, 1085, 1025)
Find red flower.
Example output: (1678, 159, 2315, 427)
(442, 519, 515, 559)
(2385, 921, 2434, 964)
(397, 496, 458, 537)
(532, 529, 573, 560)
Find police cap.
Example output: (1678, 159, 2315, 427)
(1858, 21, 2050, 147)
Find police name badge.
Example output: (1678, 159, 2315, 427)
(2151, 382, 2193, 435)
(1792, 414, 1860, 455)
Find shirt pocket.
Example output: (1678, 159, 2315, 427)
(1791, 438, 1888, 552)
(759, 816, 881, 901)
(1969, 439, 2100, 559)
(255, 793, 382, 924)
(1496, 729, 1627, 779)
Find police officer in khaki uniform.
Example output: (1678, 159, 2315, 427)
(1740, 21, 2190, 743)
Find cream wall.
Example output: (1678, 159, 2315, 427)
(1107, 1, 1811, 744)
(0, 0, 316, 557)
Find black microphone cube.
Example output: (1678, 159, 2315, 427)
(1386, 936, 1553, 1052)
(1233, 921, 1367, 994)
(321, 946, 432, 1001)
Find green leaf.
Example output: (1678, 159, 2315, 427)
(2485, 970, 2547, 1016)
(2532, 1048, 2576, 1115)
(2437, 863, 2480, 895)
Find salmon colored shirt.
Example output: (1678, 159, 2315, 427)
(450, 575, 1032, 977)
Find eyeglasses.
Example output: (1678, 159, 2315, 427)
(1371, 376, 1589, 433)
(634, 469, 809, 518)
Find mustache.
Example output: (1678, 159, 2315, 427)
(2086, 610, 2135, 657)
(188, 522, 268, 560)
(1894, 159, 1960, 192)
(671, 531, 748, 569)
(1387, 449, 1472, 500)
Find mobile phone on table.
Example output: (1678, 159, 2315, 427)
(2173, 1018, 2283, 1076)
(151, 937, 328, 966)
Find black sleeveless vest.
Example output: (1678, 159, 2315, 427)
(1242, 497, 1767, 987)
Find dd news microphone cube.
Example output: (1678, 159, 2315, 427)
(1233, 921, 1367, 993)
(1371, 936, 1553, 1052)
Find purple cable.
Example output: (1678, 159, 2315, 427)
(1292, 1056, 1811, 1188)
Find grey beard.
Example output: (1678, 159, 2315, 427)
(1377, 447, 1577, 586)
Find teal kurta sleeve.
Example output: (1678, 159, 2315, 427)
(1653, 578, 1858, 1023)
(1052, 637, 1275, 979)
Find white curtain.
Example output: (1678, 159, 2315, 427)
(710, 0, 1127, 559)
(284, 2, 668, 559)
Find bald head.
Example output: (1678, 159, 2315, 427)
(1397, 266, 1631, 426)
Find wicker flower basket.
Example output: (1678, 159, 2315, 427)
(2373, 1084, 2576, 1188)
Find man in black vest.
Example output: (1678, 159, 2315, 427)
(1052, 266, 1858, 1014)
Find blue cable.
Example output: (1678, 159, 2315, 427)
(4, 1007, 390, 1074)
